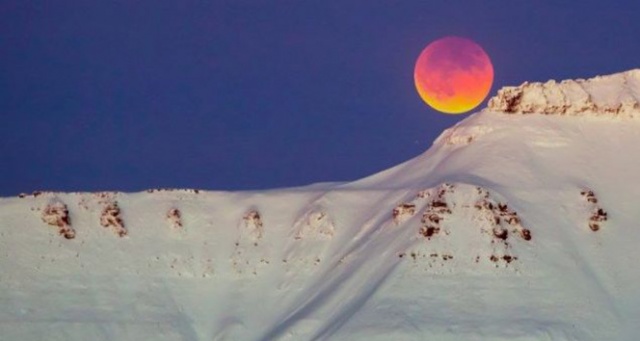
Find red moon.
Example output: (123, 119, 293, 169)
(414, 36, 494, 114)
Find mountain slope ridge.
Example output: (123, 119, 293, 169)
(2, 70, 640, 340)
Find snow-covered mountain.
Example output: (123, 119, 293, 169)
(486, 69, 640, 116)
(2, 70, 640, 341)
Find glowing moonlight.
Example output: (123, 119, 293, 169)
(414, 36, 494, 114)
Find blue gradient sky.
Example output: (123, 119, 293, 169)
(2, 2, 639, 195)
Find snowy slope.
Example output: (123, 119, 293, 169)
(2, 70, 640, 341)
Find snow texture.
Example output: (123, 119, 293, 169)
(2, 70, 640, 340)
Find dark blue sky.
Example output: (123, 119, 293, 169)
(2, 2, 639, 195)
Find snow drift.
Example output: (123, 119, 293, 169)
(2, 70, 640, 341)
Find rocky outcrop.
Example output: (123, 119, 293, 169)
(41, 201, 75, 239)
(486, 69, 640, 116)
(242, 210, 264, 242)
(100, 201, 127, 237)
(580, 190, 608, 232)
(166, 208, 183, 229)
(392, 203, 416, 225)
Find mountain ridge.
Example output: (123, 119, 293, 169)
(2, 70, 640, 340)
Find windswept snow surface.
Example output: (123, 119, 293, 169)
(3, 71, 640, 340)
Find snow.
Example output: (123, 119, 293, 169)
(3, 70, 640, 340)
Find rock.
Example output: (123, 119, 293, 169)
(486, 69, 640, 117)
(41, 201, 75, 239)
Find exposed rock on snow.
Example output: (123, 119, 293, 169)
(41, 200, 75, 239)
(416, 184, 456, 240)
(434, 124, 494, 146)
(100, 201, 127, 237)
(146, 188, 200, 194)
(581, 190, 608, 231)
(473, 195, 531, 243)
(392, 183, 533, 271)
(166, 208, 183, 229)
(486, 69, 640, 116)
(392, 203, 416, 225)
(242, 209, 264, 241)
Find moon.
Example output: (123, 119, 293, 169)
(414, 36, 494, 114)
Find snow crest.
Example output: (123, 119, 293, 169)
(486, 69, 640, 117)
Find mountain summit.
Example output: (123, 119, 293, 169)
(486, 69, 640, 116)
(2, 70, 640, 341)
